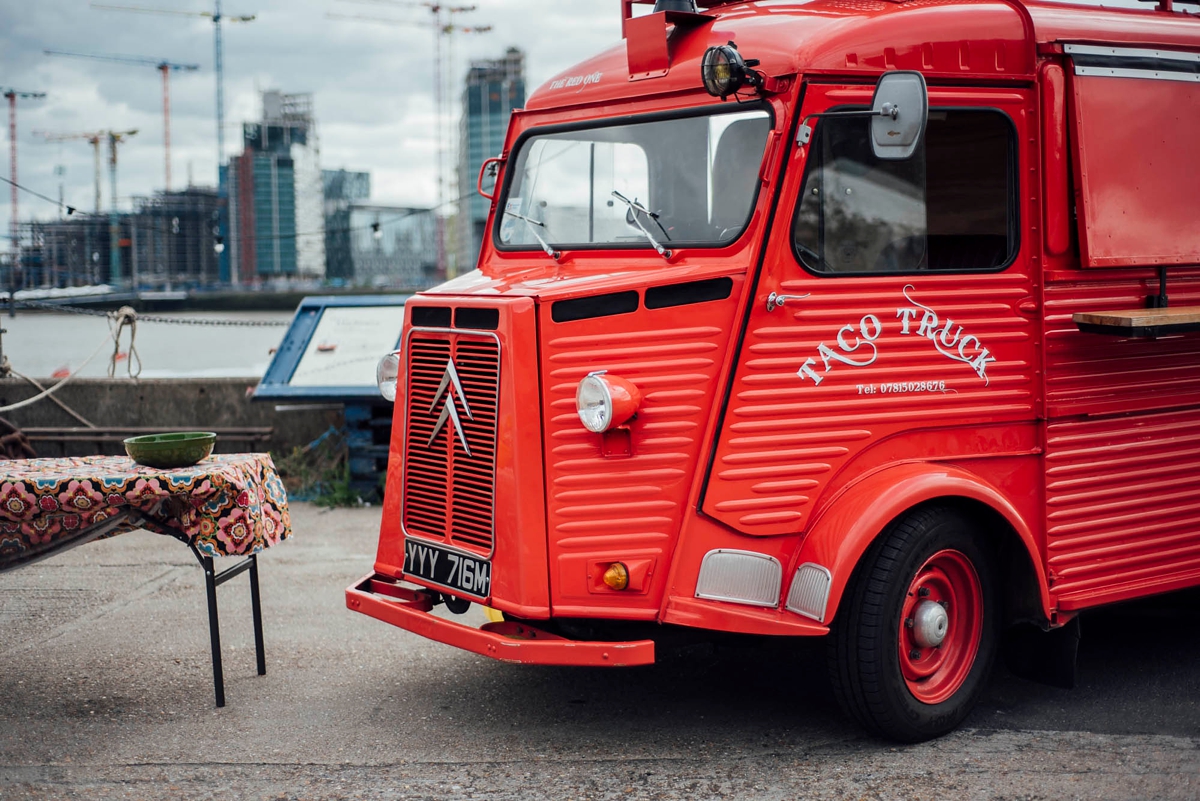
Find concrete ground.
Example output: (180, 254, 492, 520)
(1, 503, 1197, 800)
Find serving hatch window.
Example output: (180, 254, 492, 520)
(498, 108, 772, 251)
(793, 109, 1016, 274)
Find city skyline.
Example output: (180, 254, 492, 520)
(0, 0, 622, 230)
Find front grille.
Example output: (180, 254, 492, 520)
(403, 331, 500, 554)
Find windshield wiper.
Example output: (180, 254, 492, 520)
(611, 191, 672, 259)
(504, 209, 561, 260)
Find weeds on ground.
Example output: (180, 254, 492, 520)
(272, 427, 375, 508)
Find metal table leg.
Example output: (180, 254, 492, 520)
(192, 548, 267, 708)
(249, 555, 266, 676)
(199, 554, 226, 707)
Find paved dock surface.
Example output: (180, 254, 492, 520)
(2, 503, 1198, 800)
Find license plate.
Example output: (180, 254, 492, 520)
(403, 539, 492, 600)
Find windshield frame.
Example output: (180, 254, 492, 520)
(492, 101, 776, 256)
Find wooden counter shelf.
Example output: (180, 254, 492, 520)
(1073, 306, 1200, 338)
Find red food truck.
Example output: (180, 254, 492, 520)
(348, 0, 1200, 741)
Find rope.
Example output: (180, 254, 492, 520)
(107, 306, 142, 379)
(8, 369, 97, 428)
(0, 331, 115, 414)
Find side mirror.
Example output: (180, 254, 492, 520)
(796, 70, 929, 160)
(477, 155, 504, 201)
(870, 71, 928, 161)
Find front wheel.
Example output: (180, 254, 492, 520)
(828, 505, 999, 742)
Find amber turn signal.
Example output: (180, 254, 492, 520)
(602, 562, 630, 591)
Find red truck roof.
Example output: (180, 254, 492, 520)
(526, 0, 1200, 112)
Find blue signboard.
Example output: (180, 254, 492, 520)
(253, 294, 409, 402)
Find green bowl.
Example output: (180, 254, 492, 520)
(123, 432, 217, 469)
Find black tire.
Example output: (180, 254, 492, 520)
(827, 504, 999, 742)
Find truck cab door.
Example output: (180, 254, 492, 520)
(701, 81, 1041, 536)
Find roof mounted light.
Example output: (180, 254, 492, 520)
(701, 42, 761, 99)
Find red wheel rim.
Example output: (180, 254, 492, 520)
(897, 549, 983, 705)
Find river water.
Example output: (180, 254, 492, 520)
(5, 310, 295, 379)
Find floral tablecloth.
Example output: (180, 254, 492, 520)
(0, 453, 292, 571)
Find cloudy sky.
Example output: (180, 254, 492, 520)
(0, 0, 620, 228)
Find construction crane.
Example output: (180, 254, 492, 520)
(33, 130, 108, 214)
(328, 2, 490, 278)
(44, 50, 200, 191)
(34, 128, 135, 283)
(2, 88, 47, 279)
(90, 2, 256, 178)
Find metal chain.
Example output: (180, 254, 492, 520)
(9, 299, 99, 317)
(11, 298, 292, 327)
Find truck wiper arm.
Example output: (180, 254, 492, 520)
(504, 209, 561, 260)
(611, 191, 672, 259)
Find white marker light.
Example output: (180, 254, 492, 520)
(376, 351, 401, 401)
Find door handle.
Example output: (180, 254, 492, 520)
(766, 291, 809, 313)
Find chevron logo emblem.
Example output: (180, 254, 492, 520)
(426, 359, 474, 456)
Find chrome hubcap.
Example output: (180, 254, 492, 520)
(912, 600, 948, 648)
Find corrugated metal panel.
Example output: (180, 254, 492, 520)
(1046, 408, 1200, 605)
(704, 273, 1037, 535)
(541, 290, 740, 610)
(1044, 272, 1200, 418)
(545, 325, 723, 545)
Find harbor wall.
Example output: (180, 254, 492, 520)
(0, 377, 343, 459)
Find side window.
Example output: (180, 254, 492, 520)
(793, 109, 1015, 274)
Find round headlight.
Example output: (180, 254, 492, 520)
(701, 44, 748, 98)
(376, 351, 401, 401)
(576, 373, 613, 433)
(576, 371, 643, 433)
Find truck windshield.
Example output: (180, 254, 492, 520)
(498, 108, 772, 252)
